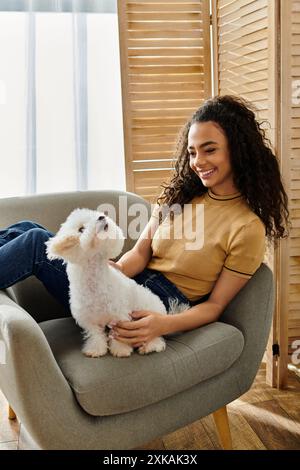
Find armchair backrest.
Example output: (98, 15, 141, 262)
(0, 190, 151, 322)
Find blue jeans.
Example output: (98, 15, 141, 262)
(0, 220, 208, 315)
(0, 221, 71, 312)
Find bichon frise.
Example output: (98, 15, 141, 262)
(45, 208, 170, 358)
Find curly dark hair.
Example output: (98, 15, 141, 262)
(157, 95, 290, 244)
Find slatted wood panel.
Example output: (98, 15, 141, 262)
(212, 0, 272, 124)
(117, 0, 211, 202)
(282, 0, 300, 358)
(213, 0, 300, 386)
(211, 0, 282, 385)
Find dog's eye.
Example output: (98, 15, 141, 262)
(78, 226, 85, 233)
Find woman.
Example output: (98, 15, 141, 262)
(0, 95, 290, 349)
(107, 95, 290, 346)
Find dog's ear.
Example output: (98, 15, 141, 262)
(45, 235, 79, 260)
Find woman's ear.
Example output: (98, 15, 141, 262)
(45, 235, 79, 260)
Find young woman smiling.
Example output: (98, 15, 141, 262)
(108, 95, 290, 348)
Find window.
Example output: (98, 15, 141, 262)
(0, 0, 125, 198)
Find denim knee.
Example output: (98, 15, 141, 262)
(26, 228, 53, 259)
(28, 227, 52, 241)
(14, 220, 47, 231)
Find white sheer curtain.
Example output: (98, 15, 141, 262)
(0, 0, 125, 198)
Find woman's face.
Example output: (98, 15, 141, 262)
(188, 121, 238, 195)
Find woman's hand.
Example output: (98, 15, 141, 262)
(109, 310, 167, 348)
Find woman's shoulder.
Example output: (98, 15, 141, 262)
(230, 209, 266, 247)
(241, 216, 266, 237)
(238, 201, 265, 229)
(225, 200, 266, 245)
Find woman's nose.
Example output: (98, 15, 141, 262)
(193, 153, 206, 167)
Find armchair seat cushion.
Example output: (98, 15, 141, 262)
(39, 317, 244, 416)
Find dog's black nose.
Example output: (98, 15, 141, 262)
(98, 215, 106, 221)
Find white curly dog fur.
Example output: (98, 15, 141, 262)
(46, 208, 180, 358)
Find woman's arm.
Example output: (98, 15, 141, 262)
(111, 269, 250, 346)
(111, 214, 159, 278)
(163, 269, 250, 334)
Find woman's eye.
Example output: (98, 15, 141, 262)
(78, 226, 84, 233)
(206, 148, 216, 153)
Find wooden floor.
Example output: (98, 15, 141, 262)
(0, 363, 300, 450)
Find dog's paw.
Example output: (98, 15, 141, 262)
(82, 338, 108, 357)
(138, 337, 166, 355)
(109, 338, 133, 358)
(83, 349, 107, 358)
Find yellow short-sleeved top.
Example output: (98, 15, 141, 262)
(147, 188, 266, 302)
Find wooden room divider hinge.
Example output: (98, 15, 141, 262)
(272, 343, 280, 357)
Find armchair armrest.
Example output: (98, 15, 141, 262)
(219, 263, 274, 390)
(0, 290, 76, 446)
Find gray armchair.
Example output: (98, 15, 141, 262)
(0, 190, 274, 450)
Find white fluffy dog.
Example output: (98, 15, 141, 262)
(45, 208, 169, 358)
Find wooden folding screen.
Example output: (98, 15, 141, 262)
(212, 0, 300, 387)
(117, 0, 211, 203)
(281, 0, 300, 379)
(211, 0, 280, 383)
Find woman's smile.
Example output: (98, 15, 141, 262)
(198, 167, 217, 179)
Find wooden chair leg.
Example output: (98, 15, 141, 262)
(212, 405, 233, 450)
(8, 405, 16, 420)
